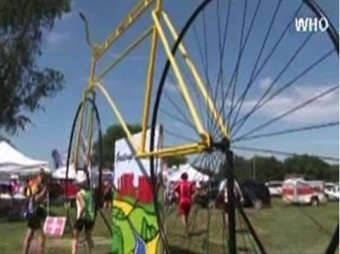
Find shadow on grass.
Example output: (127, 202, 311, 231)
(236, 228, 248, 234)
(105, 248, 198, 254)
(237, 246, 254, 253)
(189, 229, 206, 236)
(169, 246, 201, 254)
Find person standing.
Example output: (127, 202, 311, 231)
(217, 179, 244, 229)
(72, 171, 95, 254)
(10, 175, 20, 196)
(23, 169, 48, 254)
(103, 180, 113, 209)
(173, 172, 197, 237)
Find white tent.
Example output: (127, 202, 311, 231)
(52, 164, 77, 179)
(52, 165, 113, 183)
(168, 164, 209, 182)
(0, 141, 49, 175)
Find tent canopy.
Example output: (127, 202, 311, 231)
(52, 165, 113, 183)
(52, 164, 77, 179)
(0, 141, 49, 174)
(168, 164, 209, 182)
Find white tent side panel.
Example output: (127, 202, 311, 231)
(167, 164, 209, 182)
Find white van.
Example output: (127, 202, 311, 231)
(282, 178, 327, 206)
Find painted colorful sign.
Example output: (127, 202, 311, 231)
(43, 216, 66, 237)
(112, 127, 163, 254)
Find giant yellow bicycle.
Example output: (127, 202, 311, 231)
(65, 0, 339, 253)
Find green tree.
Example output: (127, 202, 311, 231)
(252, 156, 284, 182)
(283, 155, 333, 180)
(0, 0, 70, 135)
(0, 135, 15, 147)
(234, 155, 252, 182)
(327, 164, 339, 182)
(93, 124, 142, 168)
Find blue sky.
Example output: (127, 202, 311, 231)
(10, 0, 339, 165)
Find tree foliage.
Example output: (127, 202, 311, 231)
(93, 124, 142, 168)
(0, 0, 71, 134)
(232, 154, 338, 183)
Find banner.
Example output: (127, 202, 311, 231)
(112, 126, 162, 254)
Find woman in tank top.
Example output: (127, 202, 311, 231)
(72, 171, 95, 254)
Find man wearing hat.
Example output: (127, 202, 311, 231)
(72, 170, 95, 254)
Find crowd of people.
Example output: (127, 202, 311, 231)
(17, 168, 113, 254)
(15, 166, 240, 253)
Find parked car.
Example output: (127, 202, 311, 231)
(240, 180, 271, 209)
(324, 182, 339, 201)
(265, 181, 282, 197)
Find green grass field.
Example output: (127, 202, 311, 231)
(0, 199, 337, 253)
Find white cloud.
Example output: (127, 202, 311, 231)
(45, 32, 70, 45)
(164, 81, 179, 94)
(240, 84, 339, 124)
(259, 77, 273, 90)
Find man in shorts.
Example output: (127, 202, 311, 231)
(173, 172, 196, 237)
(23, 169, 48, 254)
(72, 171, 95, 254)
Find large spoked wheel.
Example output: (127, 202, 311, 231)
(150, 0, 338, 253)
(65, 96, 104, 239)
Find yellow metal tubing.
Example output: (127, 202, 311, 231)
(94, 82, 139, 152)
(95, 27, 153, 82)
(156, 0, 163, 12)
(140, 26, 159, 153)
(161, 12, 230, 140)
(136, 143, 208, 159)
(152, 11, 206, 136)
(96, 0, 155, 58)
(89, 56, 97, 87)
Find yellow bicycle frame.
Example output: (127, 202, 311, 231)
(77, 0, 230, 162)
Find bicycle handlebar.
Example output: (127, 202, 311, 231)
(79, 11, 95, 49)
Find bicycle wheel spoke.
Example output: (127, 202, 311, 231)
(210, 0, 231, 137)
(163, 128, 198, 143)
(234, 85, 338, 141)
(227, 0, 262, 122)
(229, 6, 304, 135)
(234, 121, 339, 143)
(232, 145, 339, 162)
(230, 0, 282, 131)
(232, 48, 335, 138)
(162, 84, 198, 135)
